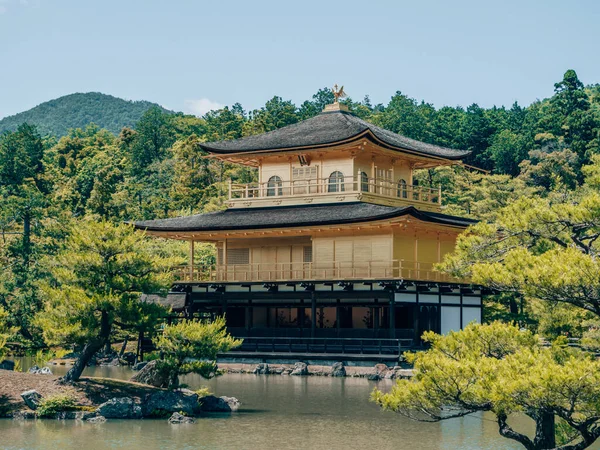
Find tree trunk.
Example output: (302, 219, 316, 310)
(62, 310, 111, 382)
(119, 336, 128, 358)
(534, 412, 555, 449)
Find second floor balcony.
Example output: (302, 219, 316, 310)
(227, 175, 442, 210)
(175, 259, 462, 284)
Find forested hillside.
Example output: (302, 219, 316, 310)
(0, 92, 171, 137)
(1, 69, 600, 347)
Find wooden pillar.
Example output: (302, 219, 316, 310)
(189, 240, 195, 280)
(374, 301, 380, 337)
(336, 299, 341, 337)
(245, 299, 252, 333)
(389, 292, 396, 339)
(311, 291, 317, 338)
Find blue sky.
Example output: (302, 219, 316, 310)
(0, 0, 599, 119)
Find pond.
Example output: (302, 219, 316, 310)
(0, 364, 588, 450)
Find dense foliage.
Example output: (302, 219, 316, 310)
(374, 323, 600, 450)
(0, 68, 598, 364)
(155, 318, 242, 388)
(0, 92, 171, 137)
(36, 219, 179, 381)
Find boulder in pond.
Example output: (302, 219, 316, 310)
(253, 363, 269, 375)
(367, 373, 381, 381)
(87, 415, 107, 423)
(21, 390, 43, 410)
(198, 395, 240, 413)
(131, 361, 148, 371)
(290, 362, 308, 376)
(129, 360, 176, 388)
(96, 397, 142, 419)
(142, 390, 199, 417)
(168, 412, 195, 424)
(0, 360, 14, 371)
(330, 362, 346, 377)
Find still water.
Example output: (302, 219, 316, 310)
(0, 364, 579, 450)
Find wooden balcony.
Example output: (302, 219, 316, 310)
(174, 260, 461, 284)
(227, 176, 442, 210)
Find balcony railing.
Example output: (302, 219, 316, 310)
(228, 175, 441, 206)
(174, 260, 461, 284)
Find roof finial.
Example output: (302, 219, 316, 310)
(332, 84, 347, 103)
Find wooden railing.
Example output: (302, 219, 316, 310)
(174, 259, 459, 283)
(228, 175, 442, 206)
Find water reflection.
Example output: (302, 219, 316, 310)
(0, 364, 575, 450)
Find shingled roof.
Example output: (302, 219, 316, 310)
(200, 109, 469, 160)
(134, 202, 476, 233)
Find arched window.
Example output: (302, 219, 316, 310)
(328, 171, 345, 193)
(360, 171, 369, 192)
(397, 179, 408, 199)
(267, 175, 283, 197)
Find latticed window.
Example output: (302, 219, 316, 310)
(328, 171, 345, 192)
(292, 166, 317, 194)
(226, 248, 250, 265)
(303, 246, 313, 263)
(267, 175, 283, 196)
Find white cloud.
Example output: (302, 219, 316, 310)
(183, 98, 224, 117)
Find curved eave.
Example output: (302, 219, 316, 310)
(134, 205, 477, 234)
(201, 129, 470, 162)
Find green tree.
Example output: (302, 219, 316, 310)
(131, 107, 175, 173)
(0, 306, 15, 358)
(36, 219, 180, 382)
(155, 317, 242, 388)
(373, 322, 600, 450)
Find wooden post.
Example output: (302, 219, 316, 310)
(336, 299, 341, 337)
(189, 240, 195, 280)
(228, 178, 232, 199)
(389, 292, 396, 339)
(311, 291, 317, 338)
(438, 185, 442, 205)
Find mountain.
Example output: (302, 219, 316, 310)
(0, 92, 172, 137)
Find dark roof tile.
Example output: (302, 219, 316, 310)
(200, 110, 469, 160)
(134, 202, 476, 232)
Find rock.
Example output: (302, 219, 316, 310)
(220, 396, 241, 412)
(130, 360, 175, 388)
(11, 410, 36, 419)
(290, 362, 308, 376)
(198, 395, 241, 413)
(384, 370, 395, 379)
(0, 360, 15, 371)
(253, 363, 270, 375)
(395, 369, 414, 379)
(121, 352, 136, 365)
(87, 415, 107, 424)
(20, 390, 42, 410)
(131, 361, 148, 371)
(143, 390, 199, 417)
(168, 412, 195, 424)
(281, 369, 291, 375)
(56, 411, 97, 420)
(330, 362, 346, 377)
(109, 358, 121, 366)
(28, 365, 52, 375)
(367, 373, 381, 381)
(96, 397, 142, 419)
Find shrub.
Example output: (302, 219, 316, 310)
(195, 387, 212, 399)
(37, 394, 77, 418)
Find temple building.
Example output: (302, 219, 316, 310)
(135, 96, 483, 357)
